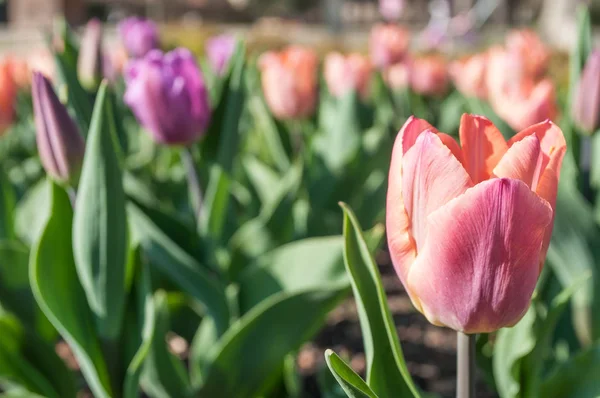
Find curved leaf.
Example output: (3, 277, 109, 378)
(325, 350, 378, 398)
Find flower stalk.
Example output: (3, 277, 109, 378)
(456, 332, 475, 398)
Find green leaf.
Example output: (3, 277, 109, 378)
(492, 306, 537, 398)
(73, 82, 128, 340)
(540, 343, 600, 398)
(242, 156, 281, 205)
(127, 202, 230, 336)
(339, 203, 419, 398)
(569, 6, 592, 110)
(141, 291, 193, 398)
(198, 288, 348, 398)
(0, 170, 16, 240)
(237, 236, 347, 313)
(200, 165, 231, 242)
(29, 181, 111, 398)
(123, 257, 156, 398)
(324, 350, 378, 398)
(14, 180, 50, 246)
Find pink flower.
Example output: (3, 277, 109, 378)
(449, 53, 488, 99)
(384, 61, 411, 91)
(410, 55, 449, 96)
(259, 46, 318, 120)
(387, 114, 566, 333)
(324, 52, 372, 99)
(505, 29, 550, 79)
(369, 23, 410, 69)
(572, 50, 600, 133)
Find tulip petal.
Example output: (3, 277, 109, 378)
(459, 114, 508, 183)
(493, 134, 543, 190)
(509, 120, 566, 174)
(438, 132, 464, 164)
(400, 115, 439, 153)
(401, 130, 473, 251)
(407, 178, 552, 333)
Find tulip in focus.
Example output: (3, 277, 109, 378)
(118, 17, 160, 59)
(505, 29, 549, 79)
(449, 53, 488, 99)
(324, 52, 372, 99)
(369, 23, 410, 69)
(124, 48, 211, 145)
(78, 18, 104, 91)
(0, 61, 16, 135)
(572, 50, 600, 134)
(387, 114, 566, 333)
(410, 55, 449, 96)
(32, 72, 85, 185)
(259, 46, 318, 120)
(205, 34, 236, 76)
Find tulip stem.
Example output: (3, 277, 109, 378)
(456, 332, 476, 398)
(67, 187, 77, 208)
(181, 147, 203, 222)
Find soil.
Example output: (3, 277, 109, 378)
(299, 247, 499, 398)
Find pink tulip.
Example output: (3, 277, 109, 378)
(0, 61, 16, 135)
(324, 52, 372, 99)
(449, 53, 488, 99)
(505, 29, 549, 79)
(572, 50, 600, 133)
(259, 46, 318, 120)
(384, 61, 410, 91)
(369, 23, 410, 69)
(386, 114, 566, 333)
(410, 55, 449, 96)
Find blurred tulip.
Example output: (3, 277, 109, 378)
(572, 50, 600, 133)
(205, 34, 236, 76)
(4, 56, 30, 88)
(124, 48, 211, 145)
(379, 0, 404, 21)
(0, 62, 16, 135)
(27, 50, 55, 83)
(324, 52, 372, 99)
(369, 23, 410, 69)
(449, 53, 487, 99)
(505, 29, 549, 79)
(259, 46, 318, 120)
(387, 114, 566, 333)
(118, 17, 159, 59)
(78, 19, 104, 91)
(410, 55, 448, 96)
(103, 45, 128, 83)
(32, 72, 85, 184)
(384, 61, 410, 91)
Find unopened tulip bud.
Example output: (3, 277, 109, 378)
(124, 48, 211, 145)
(205, 34, 236, 76)
(32, 72, 85, 185)
(369, 23, 410, 69)
(572, 50, 600, 134)
(324, 52, 372, 99)
(118, 17, 159, 59)
(78, 18, 104, 91)
(387, 114, 565, 333)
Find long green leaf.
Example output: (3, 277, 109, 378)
(73, 82, 127, 340)
(540, 343, 600, 398)
(29, 181, 111, 398)
(0, 170, 16, 240)
(324, 350, 378, 398)
(340, 203, 419, 398)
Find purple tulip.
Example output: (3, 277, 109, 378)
(124, 48, 211, 145)
(118, 17, 159, 59)
(205, 34, 236, 75)
(78, 18, 104, 90)
(572, 50, 600, 134)
(32, 72, 85, 185)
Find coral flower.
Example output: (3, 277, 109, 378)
(410, 55, 449, 96)
(449, 52, 488, 99)
(369, 23, 410, 69)
(324, 52, 372, 99)
(386, 114, 566, 333)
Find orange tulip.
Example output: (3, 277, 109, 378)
(449, 53, 488, 99)
(0, 61, 17, 135)
(387, 114, 565, 333)
(259, 46, 318, 120)
(410, 55, 449, 97)
(324, 52, 372, 99)
(369, 23, 410, 69)
(505, 29, 549, 79)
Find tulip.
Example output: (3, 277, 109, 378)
(205, 34, 236, 76)
(505, 29, 549, 79)
(118, 17, 159, 59)
(324, 52, 372, 99)
(369, 23, 410, 69)
(572, 50, 600, 133)
(78, 19, 104, 91)
(410, 55, 449, 96)
(379, 0, 404, 21)
(449, 53, 488, 99)
(387, 114, 566, 333)
(259, 46, 318, 120)
(0, 61, 16, 135)
(384, 61, 410, 91)
(32, 72, 85, 185)
(124, 48, 211, 145)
